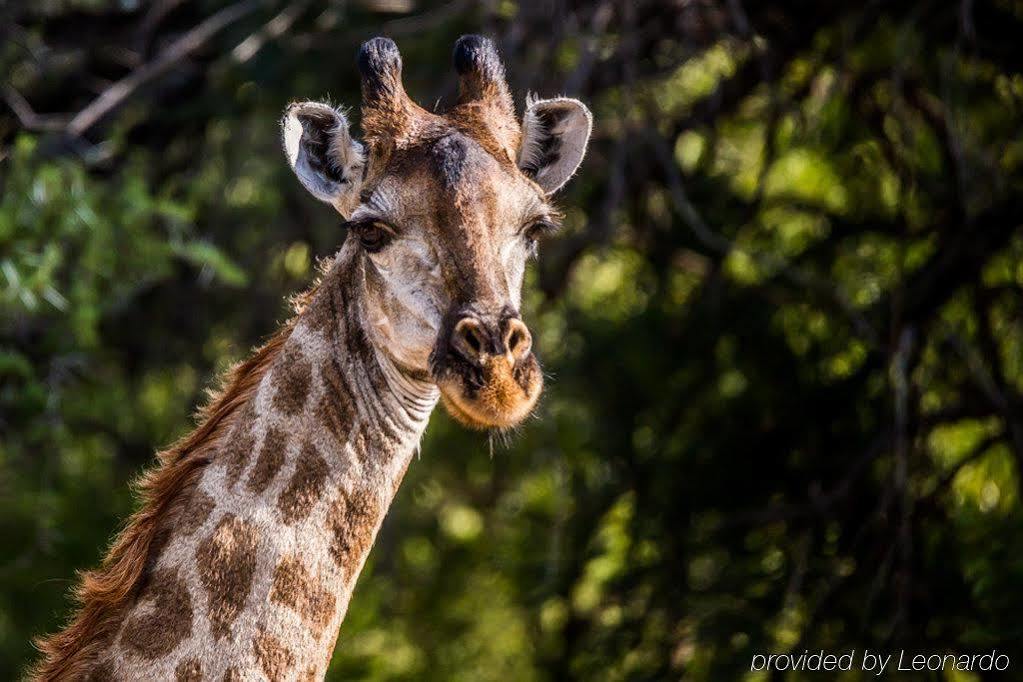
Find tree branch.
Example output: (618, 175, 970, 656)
(65, 0, 266, 138)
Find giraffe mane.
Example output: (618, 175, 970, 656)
(27, 295, 311, 681)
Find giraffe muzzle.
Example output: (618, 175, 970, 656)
(431, 312, 543, 430)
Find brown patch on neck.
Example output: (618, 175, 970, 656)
(327, 487, 380, 580)
(272, 343, 313, 415)
(29, 319, 294, 682)
(276, 440, 330, 524)
(270, 556, 337, 637)
(196, 514, 261, 640)
(246, 426, 288, 495)
(175, 658, 202, 682)
(253, 630, 296, 679)
(119, 567, 194, 660)
(222, 404, 258, 488)
(179, 488, 216, 536)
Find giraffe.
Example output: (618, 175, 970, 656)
(31, 35, 591, 681)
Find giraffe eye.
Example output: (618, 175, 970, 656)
(523, 218, 559, 245)
(348, 220, 394, 253)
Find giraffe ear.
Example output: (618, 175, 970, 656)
(282, 101, 366, 218)
(517, 96, 592, 194)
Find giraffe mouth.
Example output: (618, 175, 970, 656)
(432, 352, 543, 430)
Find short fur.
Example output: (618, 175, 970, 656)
(30, 320, 294, 681)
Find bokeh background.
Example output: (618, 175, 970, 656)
(3, 1, 1023, 679)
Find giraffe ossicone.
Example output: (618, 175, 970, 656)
(32, 34, 591, 681)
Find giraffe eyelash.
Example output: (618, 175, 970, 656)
(345, 218, 396, 252)
(522, 217, 561, 243)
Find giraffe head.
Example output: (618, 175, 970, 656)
(282, 36, 591, 430)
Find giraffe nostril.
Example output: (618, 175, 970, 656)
(452, 316, 532, 365)
(465, 327, 481, 353)
(452, 317, 488, 363)
(503, 318, 532, 364)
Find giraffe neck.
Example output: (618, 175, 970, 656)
(107, 243, 438, 680)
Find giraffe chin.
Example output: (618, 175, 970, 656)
(435, 354, 543, 430)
